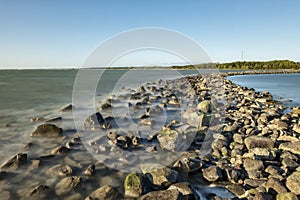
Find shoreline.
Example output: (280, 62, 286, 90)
(0, 70, 300, 199)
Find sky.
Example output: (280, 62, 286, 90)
(0, 0, 300, 68)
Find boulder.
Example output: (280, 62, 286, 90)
(243, 159, 264, 179)
(197, 100, 211, 114)
(157, 129, 181, 151)
(100, 103, 112, 110)
(272, 119, 289, 130)
(55, 176, 82, 196)
(286, 171, 300, 195)
(265, 165, 279, 175)
(124, 173, 142, 198)
(265, 177, 287, 194)
(83, 164, 95, 176)
(253, 192, 273, 200)
(85, 185, 122, 200)
(173, 155, 203, 173)
(183, 109, 200, 127)
(244, 136, 274, 150)
(223, 121, 240, 132)
(50, 146, 70, 155)
(250, 148, 276, 160)
(293, 122, 300, 134)
(1, 153, 27, 169)
(233, 133, 244, 144)
(140, 189, 181, 200)
(243, 159, 264, 171)
(279, 141, 300, 155)
(167, 182, 195, 199)
(31, 124, 63, 137)
(276, 192, 298, 200)
(225, 168, 241, 183)
(202, 166, 223, 182)
(116, 135, 132, 149)
(59, 104, 74, 112)
(225, 184, 245, 197)
(46, 164, 73, 176)
(84, 112, 105, 129)
(26, 185, 50, 199)
(140, 163, 178, 188)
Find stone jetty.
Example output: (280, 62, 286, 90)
(1, 69, 300, 199)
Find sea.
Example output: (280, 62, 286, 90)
(227, 73, 300, 106)
(0, 69, 299, 198)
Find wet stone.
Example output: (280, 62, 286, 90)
(84, 112, 105, 129)
(31, 124, 63, 137)
(202, 166, 223, 182)
(140, 163, 178, 188)
(55, 176, 82, 196)
(26, 184, 50, 199)
(46, 164, 73, 176)
(1, 153, 27, 170)
(85, 185, 122, 200)
(83, 164, 95, 176)
(140, 189, 181, 200)
(50, 146, 71, 155)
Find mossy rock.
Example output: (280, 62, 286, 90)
(197, 100, 211, 114)
(124, 173, 142, 198)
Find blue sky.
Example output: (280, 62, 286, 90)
(0, 0, 299, 68)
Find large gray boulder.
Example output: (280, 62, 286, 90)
(157, 128, 180, 151)
(244, 136, 274, 150)
(140, 163, 178, 188)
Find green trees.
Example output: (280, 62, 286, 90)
(216, 60, 300, 70)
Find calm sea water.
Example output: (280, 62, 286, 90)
(227, 73, 300, 106)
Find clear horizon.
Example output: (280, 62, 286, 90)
(1, 0, 300, 69)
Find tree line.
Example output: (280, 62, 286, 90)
(171, 60, 300, 70)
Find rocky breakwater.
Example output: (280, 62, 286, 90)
(1, 71, 300, 199)
(195, 72, 300, 200)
